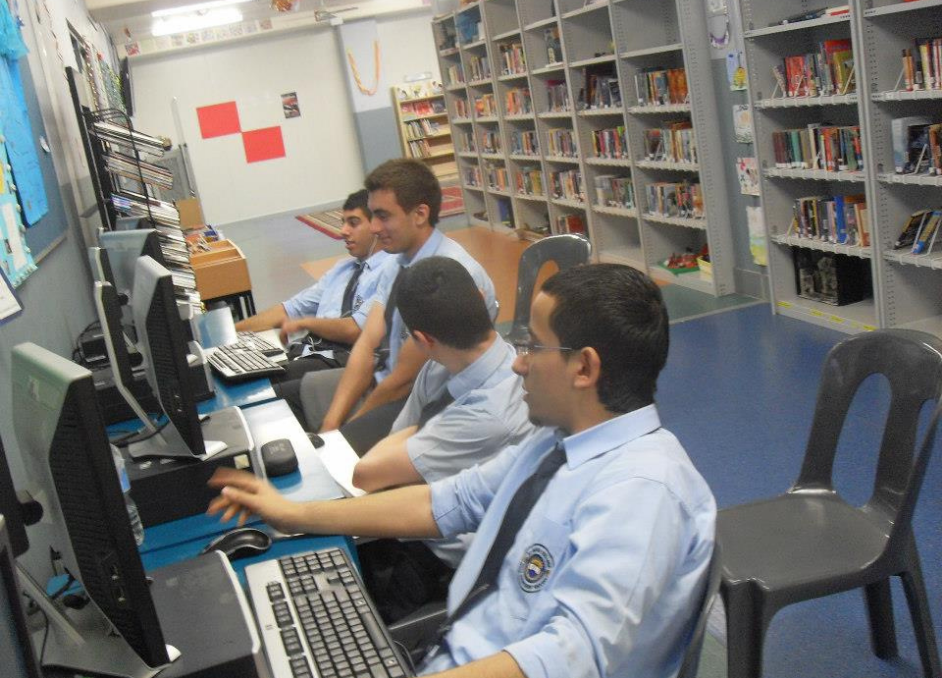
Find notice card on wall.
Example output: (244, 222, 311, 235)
(0, 266, 23, 324)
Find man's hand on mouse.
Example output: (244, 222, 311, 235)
(207, 468, 303, 533)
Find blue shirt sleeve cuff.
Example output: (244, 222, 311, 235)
(429, 475, 465, 538)
(504, 633, 570, 678)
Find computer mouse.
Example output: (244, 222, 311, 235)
(307, 432, 325, 449)
(260, 438, 299, 477)
(200, 527, 273, 561)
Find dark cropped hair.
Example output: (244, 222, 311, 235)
(364, 159, 442, 226)
(342, 189, 372, 220)
(540, 264, 669, 413)
(397, 257, 492, 350)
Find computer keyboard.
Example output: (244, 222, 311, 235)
(237, 331, 285, 357)
(246, 547, 412, 678)
(207, 343, 285, 382)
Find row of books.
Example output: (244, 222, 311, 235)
(463, 166, 483, 187)
(550, 169, 585, 202)
(634, 68, 688, 106)
(516, 166, 544, 196)
(467, 54, 490, 82)
(788, 194, 869, 246)
(474, 94, 498, 117)
(401, 99, 446, 119)
(591, 126, 628, 160)
(594, 174, 635, 209)
(556, 214, 586, 235)
(900, 36, 942, 92)
(644, 122, 697, 164)
(457, 131, 475, 153)
(771, 125, 863, 172)
(891, 117, 942, 175)
(895, 209, 942, 255)
(772, 40, 855, 98)
(93, 121, 171, 157)
(446, 64, 463, 86)
(406, 139, 443, 158)
(455, 99, 469, 118)
(480, 130, 500, 154)
(544, 27, 562, 65)
(499, 42, 526, 76)
(403, 120, 445, 141)
(103, 152, 173, 191)
(154, 225, 202, 313)
(644, 181, 704, 219)
(505, 88, 532, 116)
(547, 128, 578, 158)
(547, 80, 570, 113)
(510, 130, 539, 156)
(580, 74, 621, 110)
(486, 164, 509, 192)
(112, 190, 179, 226)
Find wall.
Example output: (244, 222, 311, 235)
(377, 11, 442, 86)
(129, 29, 365, 225)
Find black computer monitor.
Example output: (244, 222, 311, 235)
(10, 343, 170, 670)
(0, 435, 29, 558)
(132, 256, 206, 458)
(0, 515, 42, 678)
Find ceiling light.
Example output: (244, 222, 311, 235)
(151, 7, 243, 36)
(152, 0, 251, 19)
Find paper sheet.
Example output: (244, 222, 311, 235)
(317, 430, 366, 498)
(3, 201, 27, 269)
(0, 267, 22, 323)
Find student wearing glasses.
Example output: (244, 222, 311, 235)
(210, 263, 716, 678)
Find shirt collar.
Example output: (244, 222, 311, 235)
(446, 335, 513, 400)
(559, 404, 662, 469)
(363, 249, 389, 271)
(398, 228, 444, 267)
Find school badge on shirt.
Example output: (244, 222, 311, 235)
(518, 544, 554, 592)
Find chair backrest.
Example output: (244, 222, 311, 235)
(507, 234, 591, 343)
(793, 329, 942, 532)
(677, 541, 723, 678)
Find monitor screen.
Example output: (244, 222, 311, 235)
(99, 229, 166, 305)
(0, 516, 42, 678)
(10, 343, 169, 667)
(132, 256, 205, 456)
(0, 436, 29, 558)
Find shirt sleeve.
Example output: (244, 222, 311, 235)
(429, 444, 525, 538)
(503, 476, 700, 678)
(282, 279, 325, 319)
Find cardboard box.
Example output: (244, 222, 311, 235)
(176, 197, 205, 228)
(191, 240, 252, 299)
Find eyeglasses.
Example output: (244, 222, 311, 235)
(512, 339, 574, 356)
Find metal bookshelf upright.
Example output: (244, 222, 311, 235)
(433, 0, 737, 296)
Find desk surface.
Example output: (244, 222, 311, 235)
(198, 371, 277, 413)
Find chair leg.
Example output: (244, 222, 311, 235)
(898, 547, 942, 678)
(722, 583, 768, 678)
(863, 579, 899, 659)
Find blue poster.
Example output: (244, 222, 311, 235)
(0, 0, 48, 226)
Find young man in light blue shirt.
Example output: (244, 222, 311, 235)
(210, 264, 716, 678)
(236, 190, 392, 380)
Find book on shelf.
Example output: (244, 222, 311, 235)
(486, 164, 509, 191)
(913, 211, 942, 255)
(893, 210, 942, 254)
(499, 41, 526, 75)
(593, 174, 634, 209)
(591, 127, 627, 159)
(480, 130, 501, 154)
(779, 40, 854, 98)
(550, 169, 584, 201)
(892, 118, 942, 175)
(467, 54, 491, 81)
(544, 27, 561, 64)
(516, 166, 544, 196)
(496, 199, 514, 228)
(643, 121, 696, 164)
(510, 130, 539, 155)
(505, 88, 532, 115)
(777, 5, 849, 26)
(580, 65, 621, 109)
(473, 93, 497, 117)
(645, 181, 703, 219)
(791, 194, 865, 244)
(900, 37, 942, 92)
(635, 68, 688, 106)
(402, 99, 446, 118)
(546, 80, 570, 112)
(437, 22, 457, 51)
(771, 125, 862, 171)
(793, 249, 871, 307)
(556, 214, 585, 235)
(547, 128, 578, 157)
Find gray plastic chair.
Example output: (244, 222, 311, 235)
(506, 233, 591, 343)
(678, 542, 723, 678)
(717, 329, 942, 678)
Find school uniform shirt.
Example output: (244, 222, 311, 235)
(281, 249, 392, 328)
(371, 229, 497, 382)
(421, 405, 717, 678)
(389, 335, 536, 567)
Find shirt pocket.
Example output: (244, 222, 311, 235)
(502, 512, 571, 623)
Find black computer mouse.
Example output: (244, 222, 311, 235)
(260, 438, 299, 477)
(200, 527, 273, 561)
(307, 432, 325, 449)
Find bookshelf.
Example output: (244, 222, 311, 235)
(391, 83, 456, 180)
(738, 0, 942, 336)
(433, 0, 736, 296)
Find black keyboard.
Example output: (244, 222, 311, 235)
(246, 547, 412, 678)
(237, 331, 285, 357)
(207, 343, 284, 382)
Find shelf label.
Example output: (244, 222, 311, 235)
(829, 315, 845, 324)
(776, 301, 793, 309)
(811, 309, 825, 317)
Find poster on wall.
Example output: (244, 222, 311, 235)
(732, 105, 753, 143)
(736, 157, 761, 196)
(282, 92, 300, 118)
(0, 266, 23, 323)
(747, 205, 768, 267)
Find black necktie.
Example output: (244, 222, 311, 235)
(416, 389, 455, 429)
(375, 266, 405, 371)
(340, 260, 366, 316)
(428, 443, 567, 649)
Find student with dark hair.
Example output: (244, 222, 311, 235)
(296, 159, 497, 435)
(236, 189, 392, 379)
(210, 263, 715, 678)
(350, 256, 534, 620)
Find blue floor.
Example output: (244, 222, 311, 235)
(661, 304, 941, 678)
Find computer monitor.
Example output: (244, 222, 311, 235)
(10, 343, 172, 672)
(94, 280, 160, 439)
(100, 229, 166, 305)
(132, 256, 207, 458)
(0, 515, 42, 678)
(0, 435, 29, 558)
